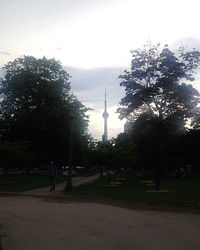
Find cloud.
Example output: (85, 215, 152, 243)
(0, 51, 11, 56)
(172, 37, 200, 51)
(65, 66, 126, 110)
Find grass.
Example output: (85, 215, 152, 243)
(76, 171, 200, 210)
(0, 170, 97, 192)
(2, 171, 200, 211)
(0, 175, 66, 192)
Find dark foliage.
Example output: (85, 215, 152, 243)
(118, 42, 200, 189)
(118, 42, 200, 122)
(0, 56, 89, 169)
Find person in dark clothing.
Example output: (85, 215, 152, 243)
(48, 161, 58, 191)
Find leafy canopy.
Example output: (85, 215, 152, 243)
(0, 56, 89, 164)
(0, 56, 71, 119)
(118, 42, 200, 122)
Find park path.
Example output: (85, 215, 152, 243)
(1, 196, 200, 250)
(21, 174, 99, 196)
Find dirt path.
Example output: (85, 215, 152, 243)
(1, 195, 200, 250)
(21, 174, 99, 196)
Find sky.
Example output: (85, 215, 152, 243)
(1, 0, 200, 139)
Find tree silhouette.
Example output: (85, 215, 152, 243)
(118, 42, 200, 190)
(0, 56, 89, 168)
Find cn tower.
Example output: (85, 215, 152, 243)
(102, 90, 109, 141)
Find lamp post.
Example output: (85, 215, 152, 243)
(65, 109, 75, 191)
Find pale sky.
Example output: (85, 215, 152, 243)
(1, 0, 200, 139)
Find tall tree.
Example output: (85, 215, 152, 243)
(0, 56, 89, 166)
(118, 42, 200, 189)
(118, 42, 200, 121)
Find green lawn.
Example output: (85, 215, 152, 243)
(76, 172, 200, 209)
(0, 170, 97, 192)
(2, 172, 200, 210)
(0, 175, 66, 192)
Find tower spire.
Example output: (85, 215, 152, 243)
(102, 89, 109, 141)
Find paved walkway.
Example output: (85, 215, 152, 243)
(21, 174, 99, 196)
(1, 196, 200, 250)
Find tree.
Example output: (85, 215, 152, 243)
(92, 141, 114, 178)
(0, 56, 89, 166)
(0, 142, 35, 175)
(177, 129, 200, 173)
(118, 42, 200, 190)
(112, 133, 136, 170)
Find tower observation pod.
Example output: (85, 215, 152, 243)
(102, 90, 109, 141)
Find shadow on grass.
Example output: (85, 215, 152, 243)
(0, 175, 66, 192)
(76, 172, 200, 211)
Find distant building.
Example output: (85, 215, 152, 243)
(102, 90, 109, 141)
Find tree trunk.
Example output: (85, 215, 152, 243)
(65, 115, 74, 192)
(154, 119, 163, 191)
(155, 169, 161, 191)
(99, 166, 103, 178)
(107, 166, 111, 184)
(3, 166, 8, 176)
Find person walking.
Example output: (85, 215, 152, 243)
(48, 161, 58, 191)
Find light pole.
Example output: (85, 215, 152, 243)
(65, 110, 75, 191)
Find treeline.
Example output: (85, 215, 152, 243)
(86, 121, 200, 176)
